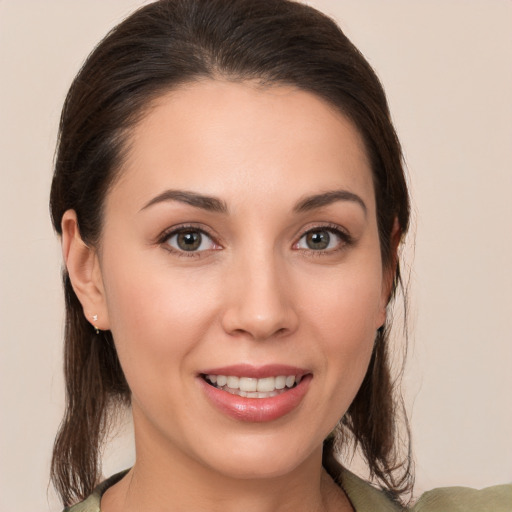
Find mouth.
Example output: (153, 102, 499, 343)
(199, 365, 312, 421)
(201, 374, 302, 399)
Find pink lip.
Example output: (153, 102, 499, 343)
(198, 365, 312, 423)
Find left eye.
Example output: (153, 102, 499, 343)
(296, 228, 343, 251)
(165, 229, 216, 252)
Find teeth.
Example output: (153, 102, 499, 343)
(205, 374, 301, 395)
(226, 376, 239, 389)
(285, 375, 295, 388)
(239, 377, 257, 392)
(256, 377, 275, 392)
(275, 376, 286, 389)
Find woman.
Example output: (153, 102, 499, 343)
(49, 1, 510, 511)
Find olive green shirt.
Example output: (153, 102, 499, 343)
(64, 469, 511, 511)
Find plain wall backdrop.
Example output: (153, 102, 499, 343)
(1, 1, 511, 510)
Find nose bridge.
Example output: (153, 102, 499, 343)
(222, 243, 297, 340)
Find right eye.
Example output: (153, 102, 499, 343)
(164, 228, 217, 253)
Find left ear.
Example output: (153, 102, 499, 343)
(377, 217, 402, 328)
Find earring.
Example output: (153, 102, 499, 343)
(92, 315, 100, 334)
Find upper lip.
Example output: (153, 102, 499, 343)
(200, 364, 310, 379)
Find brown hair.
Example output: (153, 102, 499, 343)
(50, 0, 411, 506)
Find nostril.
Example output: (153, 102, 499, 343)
(220, 293, 299, 341)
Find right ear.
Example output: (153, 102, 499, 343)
(61, 210, 110, 331)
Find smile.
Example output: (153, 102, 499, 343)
(203, 374, 301, 398)
(199, 366, 311, 422)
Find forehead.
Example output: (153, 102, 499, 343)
(112, 79, 375, 214)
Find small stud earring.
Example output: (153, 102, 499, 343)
(92, 315, 100, 334)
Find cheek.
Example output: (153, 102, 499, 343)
(300, 256, 383, 406)
(100, 256, 220, 386)
(304, 255, 384, 339)
(317, 286, 377, 382)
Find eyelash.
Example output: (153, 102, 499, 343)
(157, 224, 220, 258)
(157, 223, 353, 258)
(294, 224, 353, 256)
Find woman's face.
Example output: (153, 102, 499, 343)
(95, 80, 389, 479)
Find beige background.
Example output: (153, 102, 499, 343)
(1, 1, 511, 510)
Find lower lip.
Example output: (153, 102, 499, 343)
(199, 375, 311, 422)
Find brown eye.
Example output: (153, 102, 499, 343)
(165, 229, 215, 252)
(295, 227, 348, 252)
(177, 231, 202, 251)
(305, 230, 331, 250)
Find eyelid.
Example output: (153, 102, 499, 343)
(156, 222, 352, 256)
(157, 223, 222, 255)
(293, 223, 353, 252)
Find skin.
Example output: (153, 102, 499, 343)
(62, 80, 395, 512)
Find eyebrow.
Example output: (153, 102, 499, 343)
(140, 189, 228, 214)
(294, 190, 367, 216)
(140, 188, 366, 216)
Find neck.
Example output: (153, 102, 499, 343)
(101, 420, 352, 512)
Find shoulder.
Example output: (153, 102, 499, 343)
(340, 469, 404, 511)
(410, 483, 512, 512)
(63, 468, 511, 512)
(341, 469, 512, 512)
(63, 492, 100, 512)
(62, 470, 129, 512)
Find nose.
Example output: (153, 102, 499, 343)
(220, 251, 299, 341)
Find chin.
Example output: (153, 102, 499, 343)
(194, 431, 323, 481)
